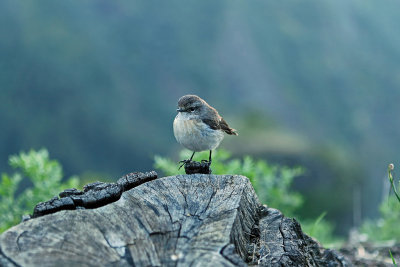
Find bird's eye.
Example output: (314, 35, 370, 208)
(189, 107, 195, 112)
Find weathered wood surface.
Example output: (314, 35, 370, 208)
(0, 174, 349, 266)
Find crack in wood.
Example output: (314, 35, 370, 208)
(0, 247, 19, 267)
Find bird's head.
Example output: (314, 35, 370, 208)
(176, 95, 206, 117)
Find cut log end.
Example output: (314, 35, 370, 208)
(0, 174, 350, 266)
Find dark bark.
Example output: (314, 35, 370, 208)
(32, 171, 157, 218)
(183, 161, 212, 174)
(0, 174, 349, 266)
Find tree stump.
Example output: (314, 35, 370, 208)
(0, 174, 349, 266)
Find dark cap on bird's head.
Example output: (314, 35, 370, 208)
(177, 95, 206, 113)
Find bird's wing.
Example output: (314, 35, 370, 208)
(202, 118, 221, 130)
(219, 117, 238, 135)
(203, 117, 238, 135)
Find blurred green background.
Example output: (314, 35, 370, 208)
(1, 0, 398, 237)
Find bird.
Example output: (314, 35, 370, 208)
(173, 95, 238, 168)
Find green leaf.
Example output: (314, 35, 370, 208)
(389, 250, 397, 266)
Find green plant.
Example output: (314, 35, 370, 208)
(361, 195, 400, 241)
(389, 250, 397, 266)
(155, 149, 303, 216)
(360, 164, 400, 241)
(300, 212, 343, 248)
(388, 163, 400, 202)
(0, 149, 79, 233)
(304, 212, 328, 238)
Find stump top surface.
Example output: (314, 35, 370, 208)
(0, 175, 256, 267)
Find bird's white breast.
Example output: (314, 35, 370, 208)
(173, 113, 224, 152)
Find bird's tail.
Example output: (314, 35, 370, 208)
(226, 128, 238, 136)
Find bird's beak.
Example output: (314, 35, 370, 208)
(177, 107, 184, 112)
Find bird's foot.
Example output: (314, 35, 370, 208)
(178, 159, 192, 170)
(201, 160, 212, 166)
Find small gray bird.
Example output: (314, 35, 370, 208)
(173, 95, 238, 166)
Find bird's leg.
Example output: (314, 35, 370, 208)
(179, 151, 196, 169)
(201, 150, 212, 166)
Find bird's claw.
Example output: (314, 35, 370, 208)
(201, 160, 212, 166)
(178, 159, 192, 170)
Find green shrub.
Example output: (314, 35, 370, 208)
(0, 149, 79, 233)
(361, 195, 400, 241)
